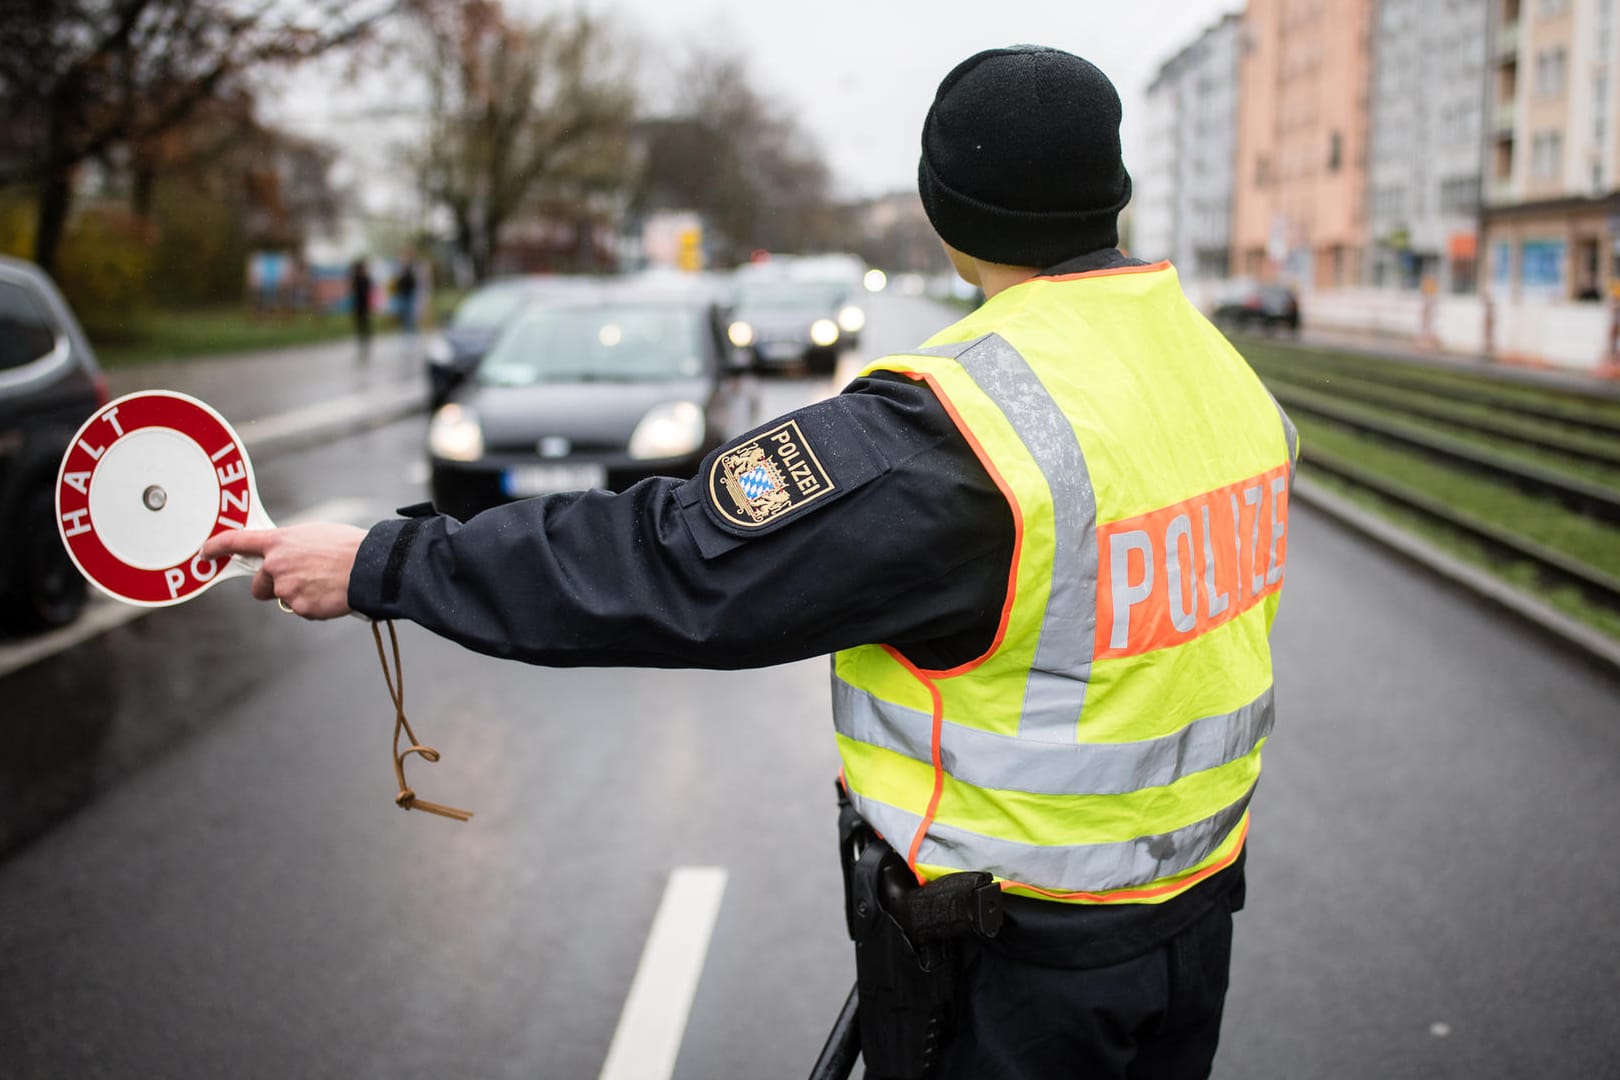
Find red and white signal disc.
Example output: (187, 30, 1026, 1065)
(56, 391, 267, 606)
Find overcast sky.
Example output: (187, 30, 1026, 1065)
(578, 0, 1242, 199)
(270, 1, 1242, 216)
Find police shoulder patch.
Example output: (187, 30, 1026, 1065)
(708, 418, 836, 529)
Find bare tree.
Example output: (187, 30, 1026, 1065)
(0, 0, 390, 274)
(632, 46, 850, 263)
(410, 0, 637, 281)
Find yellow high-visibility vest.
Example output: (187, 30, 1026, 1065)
(833, 262, 1297, 904)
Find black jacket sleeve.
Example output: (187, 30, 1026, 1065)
(348, 374, 1013, 670)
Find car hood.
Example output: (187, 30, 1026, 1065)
(735, 308, 821, 335)
(463, 378, 710, 452)
(444, 326, 501, 361)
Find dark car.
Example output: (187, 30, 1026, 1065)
(726, 275, 864, 376)
(424, 277, 587, 409)
(1212, 279, 1301, 334)
(0, 256, 107, 630)
(428, 279, 758, 521)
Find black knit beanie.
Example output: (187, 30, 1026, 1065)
(918, 45, 1133, 267)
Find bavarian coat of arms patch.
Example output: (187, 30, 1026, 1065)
(708, 419, 836, 528)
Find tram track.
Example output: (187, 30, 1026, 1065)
(1233, 335, 1620, 653)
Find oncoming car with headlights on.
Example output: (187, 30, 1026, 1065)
(426, 281, 759, 521)
(725, 275, 865, 376)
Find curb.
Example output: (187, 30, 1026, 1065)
(1293, 475, 1620, 677)
(237, 380, 427, 461)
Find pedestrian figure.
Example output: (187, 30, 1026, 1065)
(206, 46, 1297, 1080)
(349, 258, 373, 357)
(393, 259, 419, 334)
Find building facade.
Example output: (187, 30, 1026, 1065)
(1232, 0, 1376, 289)
(1134, 13, 1243, 280)
(1365, 0, 1491, 293)
(1483, 0, 1620, 302)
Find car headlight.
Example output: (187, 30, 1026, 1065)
(809, 319, 840, 347)
(629, 401, 705, 460)
(425, 335, 453, 365)
(863, 269, 887, 292)
(836, 305, 866, 333)
(428, 403, 484, 461)
(727, 320, 755, 347)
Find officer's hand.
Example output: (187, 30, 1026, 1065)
(202, 522, 367, 620)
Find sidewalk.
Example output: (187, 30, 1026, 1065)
(1285, 326, 1620, 401)
(103, 333, 429, 459)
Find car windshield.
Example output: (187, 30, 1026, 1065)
(735, 282, 845, 312)
(477, 303, 706, 386)
(451, 285, 539, 330)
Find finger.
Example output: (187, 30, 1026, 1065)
(251, 567, 277, 602)
(202, 528, 276, 562)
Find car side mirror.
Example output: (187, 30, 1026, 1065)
(428, 358, 469, 407)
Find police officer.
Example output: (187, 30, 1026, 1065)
(205, 46, 1296, 1080)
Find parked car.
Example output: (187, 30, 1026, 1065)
(725, 273, 864, 375)
(1212, 279, 1301, 334)
(424, 276, 588, 409)
(0, 256, 107, 630)
(427, 279, 757, 521)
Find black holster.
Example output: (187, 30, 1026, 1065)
(837, 785, 1003, 1079)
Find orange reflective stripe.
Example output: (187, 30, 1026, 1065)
(1095, 463, 1290, 660)
(1035, 259, 1172, 283)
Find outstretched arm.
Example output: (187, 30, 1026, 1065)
(202, 523, 368, 620)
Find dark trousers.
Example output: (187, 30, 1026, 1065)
(874, 897, 1235, 1080)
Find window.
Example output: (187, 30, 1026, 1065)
(1440, 176, 1482, 215)
(1531, 131, 1564, 178)
(1328, 131, 1343, 171)
(1520, 239, 1566, 295)
(1534, 48, 1567, 98)
(0, 282, 60, 373)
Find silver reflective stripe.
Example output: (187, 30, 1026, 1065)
(833, 675, 1272, 796)
(1270, 393, 1298, 486)
(917, 335, 1097, 740)
(849, 783, 1255, 894)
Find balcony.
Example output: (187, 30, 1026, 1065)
(1493, 100, 1518, 134)
(1496, 20, 1520, 58)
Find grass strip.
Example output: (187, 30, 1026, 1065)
(1275, 381, 1620, 494)
(1240, 338, 1620, 426)
(1294, 415, 1620, 579)
(1260, 365, 1620, 465)
(91, 306, 362, 368)
(1303, 467, 1620, 641)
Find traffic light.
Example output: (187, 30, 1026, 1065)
(678, 227, 703, 272)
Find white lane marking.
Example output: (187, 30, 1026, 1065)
(0, 496, 381, 680)
(238, 383, 423, 451)
(598, 866, 728, 1080)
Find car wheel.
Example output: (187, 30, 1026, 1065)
(6, 489, 88, 631)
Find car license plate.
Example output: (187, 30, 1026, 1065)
(760, 341, 802, 361)
(502, 463, 607, 496)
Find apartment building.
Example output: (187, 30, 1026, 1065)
(1232, 0, 1376, 289)
(1134, 13, 1244, 280)
(1365, 0, 1491, 292)
(1483, 0, 1620, 301)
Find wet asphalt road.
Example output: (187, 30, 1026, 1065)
(2, 293, 1618, 1079)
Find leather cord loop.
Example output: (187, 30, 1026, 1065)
(371, 619, 473, 823)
